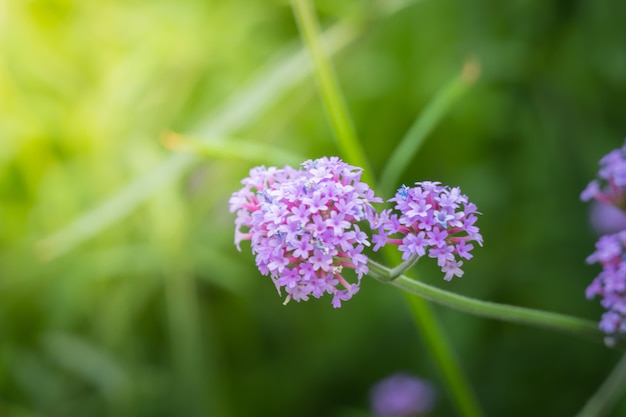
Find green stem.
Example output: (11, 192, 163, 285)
(378, 60, 480, 194)
(405, 295, 484, 417)
(368, 260, 602, 340)
(575, 353, 626, 417)
(291, 3, 483, 415)
(290, 0, 374, 185)
(388, 253, 421, 279)
(378, 250, 486, 417)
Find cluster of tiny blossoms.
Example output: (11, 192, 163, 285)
(229, 157, 381, 307)
(374, 182, 483, 281)
(231, 157, 483, 307)
(582, 140, 626, 342)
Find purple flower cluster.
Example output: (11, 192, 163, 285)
(231, 158, 483, 306)
(581, 140, 626, 210)
(370, 372, 436, 417)
(582, 141, 626, 342)
(585, 232, 626, 342)
(374, 182, 483, 281)
(229, 157, 381, 307)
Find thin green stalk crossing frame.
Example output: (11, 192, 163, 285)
(290, 0, 374, 185)
(406, 296, 484, 417)
(379, 249, 486, 417)
(368, 260, 601, 340)
(378, 60, 480, 193)
(290, 1, 485, 416)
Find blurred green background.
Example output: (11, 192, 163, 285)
(2, 0, 626, 416)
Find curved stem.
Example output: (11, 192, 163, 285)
(388, 253, 421, 279)
(368, 260, 602, 340)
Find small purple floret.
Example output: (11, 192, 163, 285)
(229, 157, 381, 307)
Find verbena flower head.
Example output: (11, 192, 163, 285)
(585, 231, 626, 345)
(370, 372, 436, 417)
(581, 140, 626, 210)
(229, 157, 382, 307)
(374, 181, 482, 281)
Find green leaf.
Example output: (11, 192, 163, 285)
(379, 60, 480, 194)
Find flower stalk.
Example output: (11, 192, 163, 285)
(386, 253, 421, 280)
(368, 259, 603, 341)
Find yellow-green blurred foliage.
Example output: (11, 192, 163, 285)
(2, 1, 626, 416)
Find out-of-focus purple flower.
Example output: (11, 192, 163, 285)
(581, 141, 626, 209)
(589, 201, 626, 235)
(581, 142, 626, 343)
(585, 231, 626, 345)
(375, 181, 482, 281)
(370, 372, 436, 417)
(229, 157, 382, 307)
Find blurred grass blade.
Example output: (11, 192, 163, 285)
(375, 62, 484, 416)
(36, 154, 192, 261)
(35, 20, 360, 261)
(575, 353, 626, 417)
(378, 59, 480, 194)
(406, 296, 485, 417)
(291, 0, 374, 184)
(42, 332, 129, 400)
(191, 21, 358, 141)
(163, 132, 305, 167)
(164, 267, 218, 417)
(380, 244, 486, 417)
